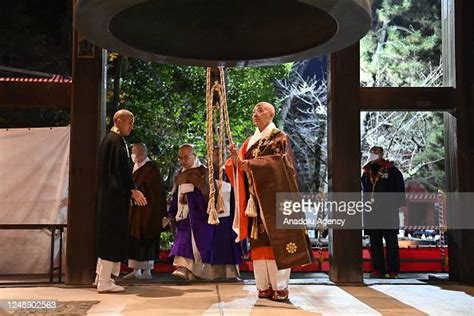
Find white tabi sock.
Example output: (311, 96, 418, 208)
(253, 260, 271, 290)
(265, 260, 291, 291)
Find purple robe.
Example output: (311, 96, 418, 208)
(210, 184, 244, 265)
(168, 187, 214, 263)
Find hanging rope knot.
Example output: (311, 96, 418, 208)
(213, 81, 222, 91)
(205, 66, 234, 225)
(207, 193, 219, 225)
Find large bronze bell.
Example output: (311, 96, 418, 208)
(75, 0, 371, 67)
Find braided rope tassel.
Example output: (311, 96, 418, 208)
(205, 67, 237, 224)
(219, 66, 234, 146)
(216, 84, 226, 214)
(206, 68, 219, 225)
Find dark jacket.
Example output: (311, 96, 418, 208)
(361, 159, 406, 229)
(96, 132, 135, 262)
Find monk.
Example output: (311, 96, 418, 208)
(168, 144, 215, 280)
(227, 102, 313, 301)
(95, 109, 147, 293)
(124, 143, 167, 280)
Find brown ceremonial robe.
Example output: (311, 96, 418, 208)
(174, 165, 210, 201)
(128, 160, 167, 262)
(130, 161, 167, 240)
(231, 128, 314, 270)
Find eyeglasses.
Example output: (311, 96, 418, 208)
(178, 154, 194, 161)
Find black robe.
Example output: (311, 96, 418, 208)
(96, 131, 135, 262)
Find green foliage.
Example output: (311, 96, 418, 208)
(360, 0, 445, 191)
(360, 0, 442, 87)
(226, 66, 288, 141)
(115, 59, 289, 185)
(159, 231, 174, 251)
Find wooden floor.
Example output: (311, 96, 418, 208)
(0, 274, 473, 315)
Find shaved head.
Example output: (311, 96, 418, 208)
(178, 144, 196, 169)
(179, 144, 195, 154)
(255, 102, 275, 118)
(132, 143, 148, 155)
(252, 102, 275, 131)
(113, 109, 134, 136)
(113, 109, 134, 123)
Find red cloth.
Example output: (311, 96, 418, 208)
(251, 246, 275, 260)
(225, 138, 250, 242)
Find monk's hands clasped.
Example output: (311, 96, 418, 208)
(131, 189, 147, 206)
(228, 144, 250, 173)
(239, 160, 250, 172)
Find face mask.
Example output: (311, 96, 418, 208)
(370, 153, 381, 162)
(131, 153, 137, 163)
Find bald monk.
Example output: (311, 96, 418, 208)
(95, 109, 147, 293)
(168, 144, 215, 280)
(227, 102, 313, 301)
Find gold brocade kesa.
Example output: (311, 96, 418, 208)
(244, 128, 314, 269)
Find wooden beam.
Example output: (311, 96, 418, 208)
(0, 65, 56, 77)
(360, 87, 456, 111)
(0, 82, 71, 108)
(444, 0, 474, 284)
(328, 43, 363, 284)
(66, 1, 106, 285)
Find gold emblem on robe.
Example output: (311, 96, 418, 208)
(286, 242, 297, 254)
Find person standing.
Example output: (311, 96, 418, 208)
(226, 102, 313, 301)
(361, 146, 406, 278)
(168, 144, 215, 280)
(124, 143, 167, 280)
(95, 110, 147, 293)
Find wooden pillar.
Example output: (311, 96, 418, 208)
(443, 0, 474, 284)
(66, 1, 106, 285)
(328, 43, 363, 283)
